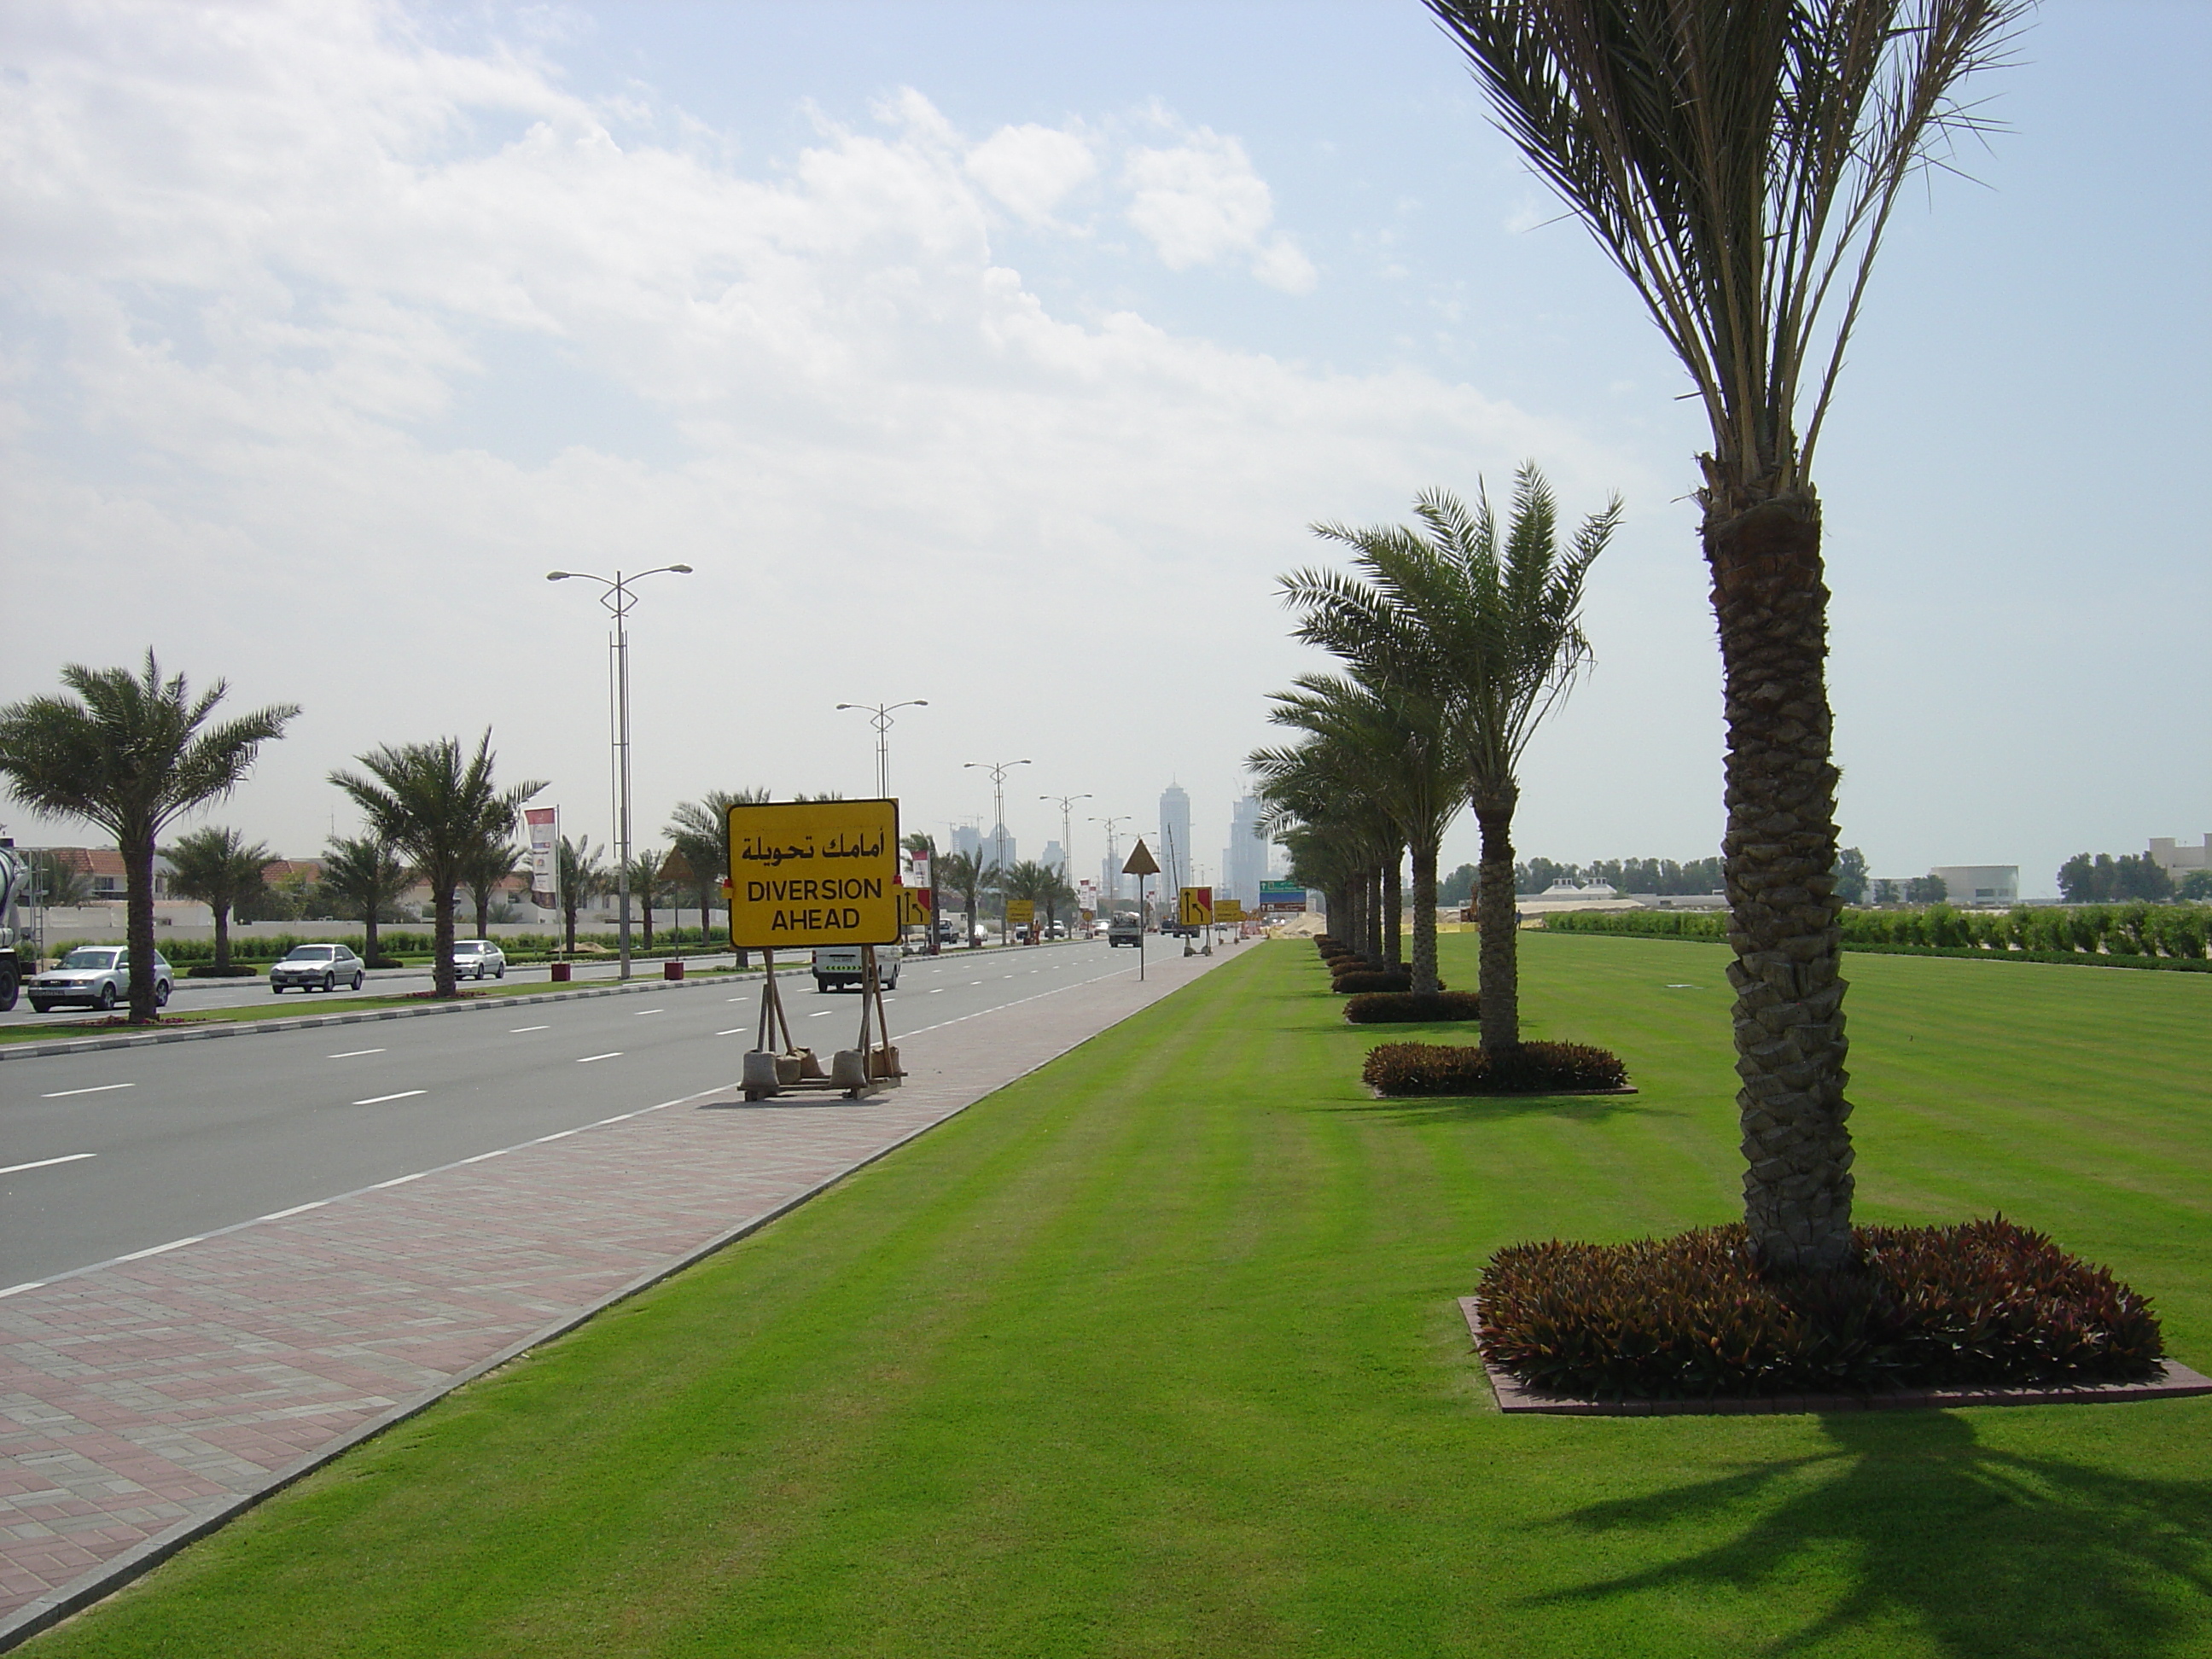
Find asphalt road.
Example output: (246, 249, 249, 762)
(0, 940, 1159, 1287)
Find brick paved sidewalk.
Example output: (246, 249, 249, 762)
(0, 944, 1235, 1644)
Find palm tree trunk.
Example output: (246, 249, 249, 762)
(563, 898, 579, 955)
(434, 885, 459, 998)
(1409, 835, 1441, 996)
(1473, 787, 1519, 1053)
(1368, 864, 1385, 962)
(212, 903, 232, 975)
(125, 828, 158, 1024)
(1384, 851, 1404, 967)
(1707, 492, 1854, 1274)
(364, 906, 381, 969)
(474, 888, 492, 940)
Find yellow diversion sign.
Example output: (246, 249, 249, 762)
(727, 798, 901, 948)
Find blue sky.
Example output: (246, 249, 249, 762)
(2, 1, 2203, 895)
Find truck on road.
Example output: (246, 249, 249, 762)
(811, 945, 903, 992)
(0, 841, 31, 1011)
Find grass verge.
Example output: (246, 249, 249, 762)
(30, 932, 2212, 1657)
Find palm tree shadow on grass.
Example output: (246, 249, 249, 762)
(1530, 1411, 2212, 1656)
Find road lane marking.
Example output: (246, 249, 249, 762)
(327, 1048, 386, 1058)
(0, 1152, 96, 1176)
(929, 987, 945, 993)
(352, 1090, 427, 1105)
(509, 1024, 550, 1033)
(576, 1052, 622, 1063)
(714, 1027, 746, 1036)
(633, 1008, 665, 1016)
(809, 1009, 835, 1018)
(370, 1172, 426, 1189)
(40, 1083, 134, 1099)
(259, 1201, 327, 1220)
(114, 1235, 205, 1262)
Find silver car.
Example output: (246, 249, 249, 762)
(451, 940, 506, 981)
(29, 946, 174, 1013)
(270, 943, 365, 993)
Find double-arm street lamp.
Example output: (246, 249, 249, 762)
(963, 759, 1031, 880)
(546, 563, 694, 981)
(1090, 813, 1129, 905)
(836, 700, 929, 799)
(1039, 794, 1090, 886)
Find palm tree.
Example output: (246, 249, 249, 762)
(1286, 473, 1615, 1039)
(26, 850, 93, 908)
(938, 848, 991, 947)
(330, 732, 544, 998)
(165, 826, 272, 975)
(0, 652, 299, 1022)
(1250, 740, 1401, 963)
(626, 847, 667, 949)
(554, 835, 608, 957)
(1429, 0, 2023, 1271)
(1038, 865, 1077, 938)
(1260, 672, 1467, 998)
(998, 859, 1057, 943)
(667, 788, 768, 962)
(321, 834, 410, 966)
(462, 839, 527, 942)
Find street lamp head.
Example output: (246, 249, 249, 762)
(667, 564, 693, 573)
(545, 571, 571, 581)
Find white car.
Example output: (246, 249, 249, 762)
(29, 946, 174, 1013)
(451, 940, 507, 981)
(270, 943, 365, 993)
(811, 945, 901, 992)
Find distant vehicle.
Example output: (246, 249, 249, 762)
(1049, 921, 1068, 940)
(270, 944, 365, 994)
(1107, 915, 1142, 948)
(936, 920, 961, 944)
(812, 944, 902, 992)
(30, 946, 175, 1013)
(1012, 924, 1032, 945)
(451, 940, 506, 981)
(971, 924, 989, 946)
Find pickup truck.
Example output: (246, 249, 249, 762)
(811, 945, 903, 992)
(1106, 915, 1143, 948)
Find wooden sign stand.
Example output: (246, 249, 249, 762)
(741, 946, 902, 1101)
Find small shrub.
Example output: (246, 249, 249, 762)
(1333, 969, 1413, 994)
(186, 963, 261, 979)
(1477, 1217, 2164, 1399)
(1364, 1040, 1626, 1095)
(1344, 990, 1479, 1024)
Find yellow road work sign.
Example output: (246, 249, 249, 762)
(726, 798, 901, 948)
(1214, 898, 1244, 923)
(899, 885, 934, 927)
(1179, 886, 1214, 927)
(1004, 899, 1034, 926)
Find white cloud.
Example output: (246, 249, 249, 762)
(0, 0, 1640, 856)
(1121, 129, 1317, 293)
(964, 123, 1097, 223)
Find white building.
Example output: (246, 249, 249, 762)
(1158, 783, 1191, 894)
(1930, 865, 2019, 906)
(1224, 795, 1267, 910)
(2150, 835, 2211, 881)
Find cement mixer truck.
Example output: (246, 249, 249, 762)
(0, 841, 32, 1011)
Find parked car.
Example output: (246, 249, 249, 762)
(270, 943, 365, 993)
(451, 940, 506, 981)
(27, 946, 174, 1013)
(811, 944, 901, 992)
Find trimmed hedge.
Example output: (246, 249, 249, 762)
(1333, 969, 1414, 994)
(1343, 990, 1480, 1024)
(1363, 1040, 1627, 1096)
(1477, 1217, 2164, 1400)
(1545, 900, 2212, 966)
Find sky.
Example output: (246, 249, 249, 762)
(2, 0, 2204, 899)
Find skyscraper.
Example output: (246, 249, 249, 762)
(1226, 794, 1267, 908)
(1041, 840, 1065, 879)
(1158, 783, 1191, 895)
(987, 823, 1016, 875)
(952, 824, 981, 863)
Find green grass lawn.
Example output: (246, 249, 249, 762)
(34, 933, 2212, 1657)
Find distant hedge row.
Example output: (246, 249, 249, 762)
(51, 928, 736, 965)
(1545, 902, 2212, 967)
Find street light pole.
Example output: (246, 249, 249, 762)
(547, 563, 694, 981)
(1039, 794, 1090, 885)
(1090, 813, 1128, 905)
(963, 758, 1030, 945)
(836, 699, 929, 799)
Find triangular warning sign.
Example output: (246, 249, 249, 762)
(1122, 838, 1161, 877)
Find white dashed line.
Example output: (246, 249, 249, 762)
(714, 1027, 746, 1036)
(327, 1048, 385, 1059)
(352, 1090, 427, 1105)
(575, 1052, 622, 1063)
(40, 1083, 134, 1099)
(0, 1152, 96, 1176)
(509, 1024, 550, 1033)
(633, 1008, 665, 1016)
(259, 1201, 327, 1220)
(114, 1235, 205, 1261)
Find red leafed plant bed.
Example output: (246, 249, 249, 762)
(1344, 990, 1480, 1024)
(1364, 1040, 1626, 1095)
(1477, 1218, 2165, 1400)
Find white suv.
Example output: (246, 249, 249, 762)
(811, 945, 901, 992)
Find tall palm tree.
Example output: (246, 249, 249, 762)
(26, 850, 94, 908)
(165, 826, 271, 975)
(1250, 746, 1401, 963)
(321, 833, 410, 967)
(0, 652, 298, 1022)
(1430, 0, 2023, 1271)
(626, 847, 667, 949)
(463, 839, 527, 942)
(330, 732, 544, 998)
(938, 848, 991, 948)
(998, 859, 1057, 943)
(667, 788, 768, 962)
(1286, 473, 1615, 1044)
(554, 835, 608, 957)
